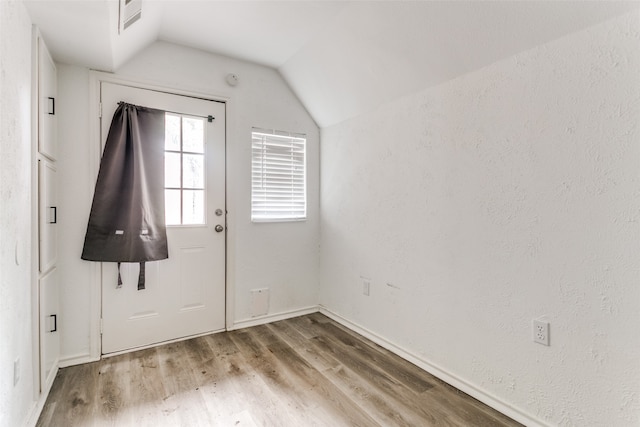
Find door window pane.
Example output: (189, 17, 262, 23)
(165, 114, 181, 151)
(165, 152, 181, 188)
(164, 113, 206, 225)
(183, 117, 204, 153)
(165, 189, 181, 226)
(183, 190, 204, 224)
(183, 154, 204, 189)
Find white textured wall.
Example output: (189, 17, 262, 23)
(56, 64, 93, 361)
(57, 42, 320, 359)
(320, 11, 640, 426)
(0, 2, 37, 426)
(281, 2, 640, 129)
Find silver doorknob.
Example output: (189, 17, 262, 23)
(215, 224, 224, 232)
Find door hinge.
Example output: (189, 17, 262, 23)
(100, 318, 103, 334)
(98, 102, 102, 118)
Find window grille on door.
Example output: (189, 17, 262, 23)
(164, 113, 206, 225)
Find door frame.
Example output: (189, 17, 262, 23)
(87, 71, 234, 359)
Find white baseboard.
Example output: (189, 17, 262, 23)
(23, 365, 58, 427)
(101, 328, 230, 359)
(318, 306, 548, 427)
(231, 305, 319, 330)
(23, 401, 39, 427)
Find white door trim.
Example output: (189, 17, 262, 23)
(87, 71, 234, 360)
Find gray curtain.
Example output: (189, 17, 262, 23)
(81, 102, 168, 289)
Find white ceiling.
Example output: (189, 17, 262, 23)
(24, 1, 640, 127)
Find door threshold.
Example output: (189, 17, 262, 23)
(101, 327, 226, 359)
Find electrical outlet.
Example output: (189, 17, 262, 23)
(533, 319, 550, 346)
(13, 358, 20, 386)
(362, 278, 370, 296)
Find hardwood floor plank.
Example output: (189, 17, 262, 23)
(284, 314, 522, 427)
(266, 320, 340, 373)
(228, 328, 349, 426)
(289, 320, 448, 425)
(257, 334, 382, 426)
(294, 313, 437, 393)
(265, 321, 420, 426)
(37, 314, 522, 427)
(180, 337, 234, 424)
(200, 332, 298, 426)
(65, 362, 100, 426)
(128, 347, 182, 426)
(97, 352, 133, 426)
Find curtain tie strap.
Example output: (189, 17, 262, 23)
(138, 262, 146, 290)
(117, 262, 123, 289)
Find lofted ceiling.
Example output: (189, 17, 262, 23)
(24, 1, 640, 127)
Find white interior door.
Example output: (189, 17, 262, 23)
(37, 35, 57, 160)
(100, 82, 226, 354)
(39, 160, 57, 273)
(39, 267, 59, 390)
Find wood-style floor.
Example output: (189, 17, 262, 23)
(37, 313, 522, 427)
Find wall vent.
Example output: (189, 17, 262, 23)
(250, 288, 269, 317)
(119, 0, 142, 33)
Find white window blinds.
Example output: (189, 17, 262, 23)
(251, 130, 307, 222)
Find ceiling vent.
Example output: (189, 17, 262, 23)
(119, 0, 142, 33)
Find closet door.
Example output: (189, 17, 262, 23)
(39, 160, 57, 273)
(39, 267, 59, 390)
(38, 36, 57, 160)
(35, 30, 59, 394)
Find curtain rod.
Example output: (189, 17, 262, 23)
(118, 101, 215, 122)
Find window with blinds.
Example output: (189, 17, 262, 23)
(251, 130, 307, 222)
